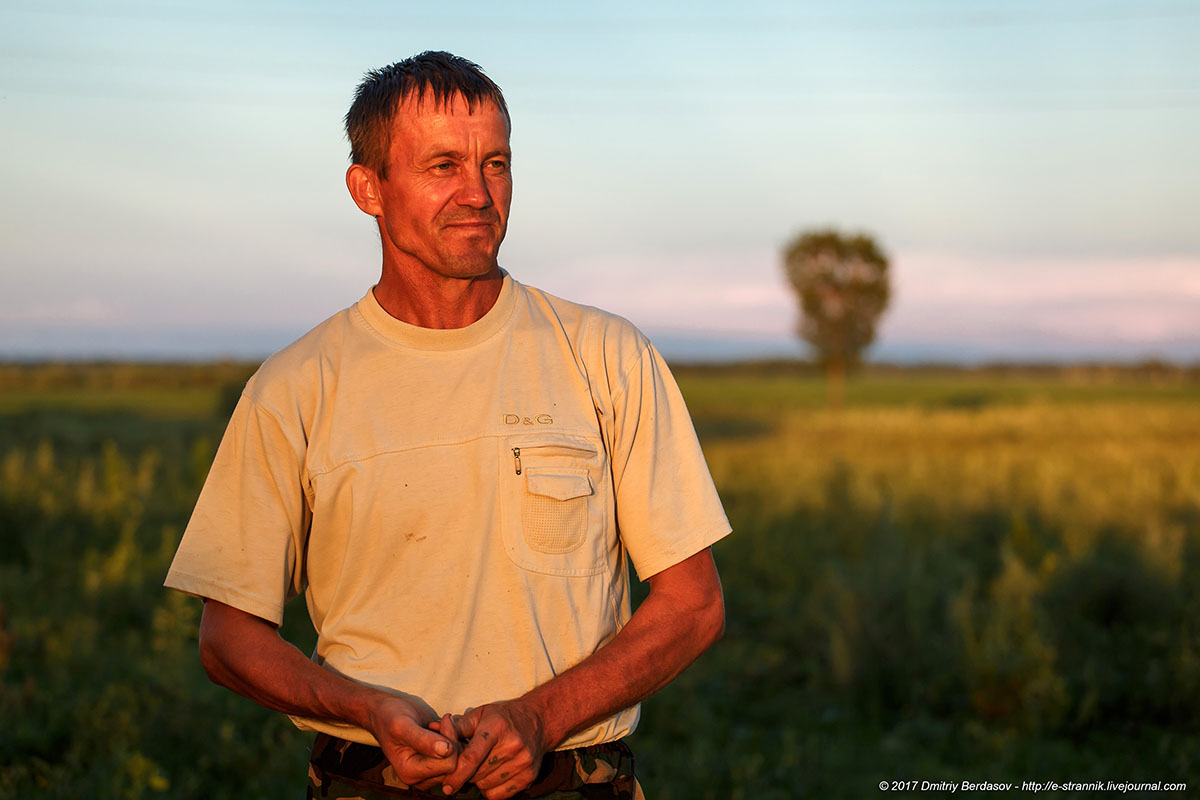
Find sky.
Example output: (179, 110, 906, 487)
(2, 0, 1198, 364)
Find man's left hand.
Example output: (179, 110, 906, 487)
(437, 699, 549, 799)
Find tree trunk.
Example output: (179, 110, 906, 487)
(826, 358, 845, 411)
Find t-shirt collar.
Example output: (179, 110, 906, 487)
(356, 269, 517, 351)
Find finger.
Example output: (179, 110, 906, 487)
(440, 717, 497, 795)
(426, 714, 447, 737)
(412, 776, 446, 792)
(380, 749, 457, 787)
(467, 741, 509, 788)
(391, 714, 455, 759)
(409, 749, 464, 792)
(436, 713, 465, 750)
(464, 735, 536, 792)
(483, 774, 530, 800)
(451, 707, 478, 739)
(460, 715, 527, 790)
(473, 749, 536, 795)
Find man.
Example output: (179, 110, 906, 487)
(166, 51, 730, 800)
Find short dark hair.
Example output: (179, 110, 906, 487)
(344, 51, 510, 179)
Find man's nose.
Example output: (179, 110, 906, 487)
(455, 167, 493, 209)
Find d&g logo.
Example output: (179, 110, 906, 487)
(504, 413, 554, 426)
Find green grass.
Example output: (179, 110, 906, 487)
(2, 363, 1199, 798)
(0, 388, 225, 417)
(674, 369, 1200, 415)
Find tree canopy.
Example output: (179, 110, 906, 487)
(782, 229, 891, 405)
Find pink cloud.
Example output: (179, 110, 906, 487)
(542, 248, 1200, 353)
(883, 252, 1200, 346)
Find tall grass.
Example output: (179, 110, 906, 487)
(2, 365, 1199, 798)
(633, 377, 1200, 797)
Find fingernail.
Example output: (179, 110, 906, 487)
(435, 740, 450, 756)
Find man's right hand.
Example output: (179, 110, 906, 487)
(367, 700, 461, 791)
(197, 600, 461, 792)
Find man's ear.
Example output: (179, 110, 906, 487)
(346, 164, 383, 217)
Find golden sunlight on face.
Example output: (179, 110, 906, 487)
(374, 95, 512, 280)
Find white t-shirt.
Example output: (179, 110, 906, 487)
(165, 272, 731, 749)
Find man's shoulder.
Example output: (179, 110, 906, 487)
(515, 279, 650, 357)
(242, 302, 360, 409)
(512, 278, 661, 400)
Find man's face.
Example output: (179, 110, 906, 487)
(372, 94, 512, 280)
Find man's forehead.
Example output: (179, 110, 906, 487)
(392, 91, 506, 124)
(385, 92, 510, 162)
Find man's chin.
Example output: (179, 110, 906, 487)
(437, 255, 502, 280)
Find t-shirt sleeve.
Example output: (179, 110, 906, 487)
(164, 392, 311, 626)
(608, 342, 732, 580)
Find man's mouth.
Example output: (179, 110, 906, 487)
(443, 218, 497, 229)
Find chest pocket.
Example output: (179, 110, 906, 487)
(499, 434, 611, 576)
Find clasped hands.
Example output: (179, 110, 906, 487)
(368, 694, 551, 799)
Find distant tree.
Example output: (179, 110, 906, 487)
(782, 228, 891, 408)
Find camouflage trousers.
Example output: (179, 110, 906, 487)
(307, 733, 644, 800)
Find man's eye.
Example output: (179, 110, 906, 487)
(486, 160, 508, 171)
(433, 162, 453, 171)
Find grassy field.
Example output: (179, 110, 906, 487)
(2, 362, 1198, 798)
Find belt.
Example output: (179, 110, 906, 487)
(308, 732, 639, 800)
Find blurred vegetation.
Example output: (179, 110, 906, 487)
(2, 361, 1199, 798)
(781, 229, 891, 408)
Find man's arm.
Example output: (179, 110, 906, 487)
(439, 546, 725, 799)
(198, 600, 460, 789)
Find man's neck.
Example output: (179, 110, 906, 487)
(373, 265, 504, 329)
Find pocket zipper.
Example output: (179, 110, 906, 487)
(511, 441, 597, 475)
